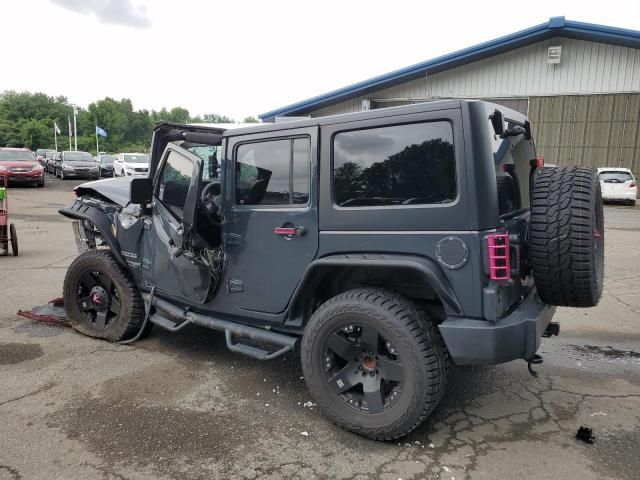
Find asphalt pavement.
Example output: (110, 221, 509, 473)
(1, 173, 639, 480)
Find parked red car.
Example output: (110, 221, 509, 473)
(0, 148, 45, 187)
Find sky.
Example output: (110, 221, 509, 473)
(2, 0, 639, 121)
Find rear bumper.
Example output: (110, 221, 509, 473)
(602, 191, 636, 201)
(438, 288, 555, 365)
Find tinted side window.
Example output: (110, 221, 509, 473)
(292, 138, 310, 204)
(333, 122, 456, 207)
(157, 150, 194, 219)
(235, 137, 311, 206)
(236, 139, 290, 206)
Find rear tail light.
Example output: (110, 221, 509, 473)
(630, 181, 636, 188)
(487, 233, 511, 281)
(530, 157, 544, 168)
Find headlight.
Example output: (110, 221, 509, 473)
(63, 164, 75, 170)
(90, 166, 99, 171)
(32, 165, 43, 171)
(0, 165, 7, 171)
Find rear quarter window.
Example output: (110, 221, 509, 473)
(332, 121, 456, 207)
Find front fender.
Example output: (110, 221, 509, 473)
(287, 253, 463, 327)
(59, 199, 128, 268)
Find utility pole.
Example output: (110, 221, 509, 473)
(73, 106, 78, 151)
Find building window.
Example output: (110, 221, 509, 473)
(235, 137, 310, 206)
(333, 121, 456, 207)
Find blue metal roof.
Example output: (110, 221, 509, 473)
(259, 17, 640, 121)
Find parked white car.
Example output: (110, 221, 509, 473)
(597, 167, 637, 206)
(112, 153, 150, 177)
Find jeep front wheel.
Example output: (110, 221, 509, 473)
(301, 288, 448, 440)
(63, 250, 145, 342)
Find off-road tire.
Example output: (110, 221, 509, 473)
(301, 288, 449, 440)
(63, 250, 145, 342)
(529, 167, 604, 307)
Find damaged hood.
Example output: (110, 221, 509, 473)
(74, 177, 134, 207)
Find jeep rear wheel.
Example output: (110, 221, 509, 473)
(63, 250, 145, 342)
(301, 288, 448, 440)
(529, 167, 604, 307)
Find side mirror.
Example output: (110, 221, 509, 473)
(490, 109, 505, 136)
(130, 177, 152, 204)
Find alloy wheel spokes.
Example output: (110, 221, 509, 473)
(363, 379, 385, 414)
(94, 311, 108, 329)
(324, 323, 403, 414)
(326, 332, 356, 361)
(378, 357, 404, 382)
(328, 365, 360, 395)
(109, 297, 121, 316)
(359, 325, 379, 352)
(79, 272, 98, 290)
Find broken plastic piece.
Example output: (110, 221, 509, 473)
(576, 426, 595, 444)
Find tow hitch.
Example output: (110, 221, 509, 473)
(526, 322, 560, 377)
(543, 322, 560, 337)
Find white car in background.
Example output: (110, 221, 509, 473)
(597, 167, 637, 206)
(112, 153, 150, 177)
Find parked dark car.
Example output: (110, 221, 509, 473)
(59, 100, 604, 440)
(95, 154, 116, 177)
(44, 151, 59, 174)
(0, 148, 45, 187)
(55, 151, 100, 180)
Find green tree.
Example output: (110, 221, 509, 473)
(203, 113, 235, 124)
(0, 90, 209, 154)
(243, 116, 259, 123)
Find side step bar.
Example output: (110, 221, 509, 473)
(141, 293, 297, 360)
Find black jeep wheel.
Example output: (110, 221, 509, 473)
(529, 167, 604, 307)
(63, 250, 145, 342)
(301, 288, 449, 440)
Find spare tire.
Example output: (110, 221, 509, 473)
(529, 167, 604, 307)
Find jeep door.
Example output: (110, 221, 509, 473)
(222, 127, 318, 314)
(141, 144, 212, 304)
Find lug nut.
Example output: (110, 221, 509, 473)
(369, 371, 375, 377)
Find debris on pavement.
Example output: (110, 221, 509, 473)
(17, 296, 68, 327)
(300, 431, 309, 436)
(576, 426, 596, 444)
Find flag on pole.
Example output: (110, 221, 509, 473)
(95, 126, 108, 138)
(54, 122, 61, 135)
(68, 116, 73, 136)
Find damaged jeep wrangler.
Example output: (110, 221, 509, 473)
(59, 100, 604, 440)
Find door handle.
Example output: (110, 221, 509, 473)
(273, 226, 305, 238)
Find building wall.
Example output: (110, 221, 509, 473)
(306, 38, 640, 177)
(531, 93, 640, 177)
(308, 37, 640, 117)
